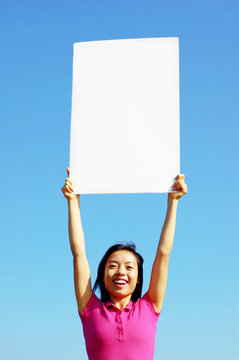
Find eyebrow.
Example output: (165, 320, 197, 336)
(108, 260, 135, 264)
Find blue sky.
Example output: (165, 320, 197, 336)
(1, 1, 238, 359)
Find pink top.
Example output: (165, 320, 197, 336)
(79, 292, 161, 360)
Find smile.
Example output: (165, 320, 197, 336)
(113, 279, 128, 286)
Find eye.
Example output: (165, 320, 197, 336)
(127, 266, 134, 270)
(108, 264, 116, 269)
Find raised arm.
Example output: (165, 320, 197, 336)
(62, 168, 93, 313)
(148, 175, 187, 313)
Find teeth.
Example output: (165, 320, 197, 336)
(114, 280, 127, 285)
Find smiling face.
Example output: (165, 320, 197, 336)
(104, 250, 139, 302)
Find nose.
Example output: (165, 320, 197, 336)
(117, 265, 125, 276)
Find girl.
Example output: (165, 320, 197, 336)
(62, 168, 187, 360)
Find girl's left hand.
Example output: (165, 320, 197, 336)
(169, 174, 188, 200)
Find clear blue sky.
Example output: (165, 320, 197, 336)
(1, 1, 238, 359)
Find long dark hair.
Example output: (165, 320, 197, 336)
(93, 243, 144, 303)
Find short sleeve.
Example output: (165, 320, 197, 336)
(140, 292, 162, 318)
(79, 293, 101, 321)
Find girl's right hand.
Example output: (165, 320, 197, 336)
(61, 168, 78, 200)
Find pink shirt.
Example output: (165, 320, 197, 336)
(79, 292, 161, 360)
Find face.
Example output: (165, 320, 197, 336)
(104, 250, 139, 301)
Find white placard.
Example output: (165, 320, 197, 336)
(70, 37, 180, 194)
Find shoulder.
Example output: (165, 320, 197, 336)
(79, 293, 101, 320)
(138, 292, 162, 318)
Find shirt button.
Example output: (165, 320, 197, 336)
(116, 313, 122, 324)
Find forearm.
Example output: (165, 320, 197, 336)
(68, 196, 86, 257)
(157, 197, 178, 255)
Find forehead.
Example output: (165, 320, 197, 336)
(107, 250, 138, 264)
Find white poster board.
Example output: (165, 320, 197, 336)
(70, 37, 180, 194)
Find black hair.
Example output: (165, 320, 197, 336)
(93, 243, 144, 303)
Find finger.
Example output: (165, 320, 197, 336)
(65, 183, 74, 193)
(179, 174, 185, 180)
(61, 186, 68, 196)
(174, 185, 181, 192)
(175, 174, 185, 180)
(183, 183, 188, 194)
(171, 183, 178, 191)
(65, 184, 73, 193)
(174, 179, 186, 192)
(173, 179, 182, 187)
(62, 185, 75, 199)
(66, 178, 74, 188)
(67, 168, 70, 177)
(177, 183, 187, 194)
(172, 183, 179, 190)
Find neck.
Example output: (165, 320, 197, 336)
(109, 294, 132, 310)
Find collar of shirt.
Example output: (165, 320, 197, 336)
(104, 299, 135, 312)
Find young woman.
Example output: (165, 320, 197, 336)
(62, 168, 187, 360)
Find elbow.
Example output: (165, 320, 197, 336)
(72, 250, 86, 259)
(158, 246, 172, 256)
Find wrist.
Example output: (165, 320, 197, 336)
(68, 195, 80, 205)
(167, 195, 178, 206)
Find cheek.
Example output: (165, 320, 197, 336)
(135, 271, 139, 284)
(104, 269, 113, 284)
(104, 270, 109, 283)
(130, 271, 139, 284)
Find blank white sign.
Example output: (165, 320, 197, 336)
(70, 37, 180, 194)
